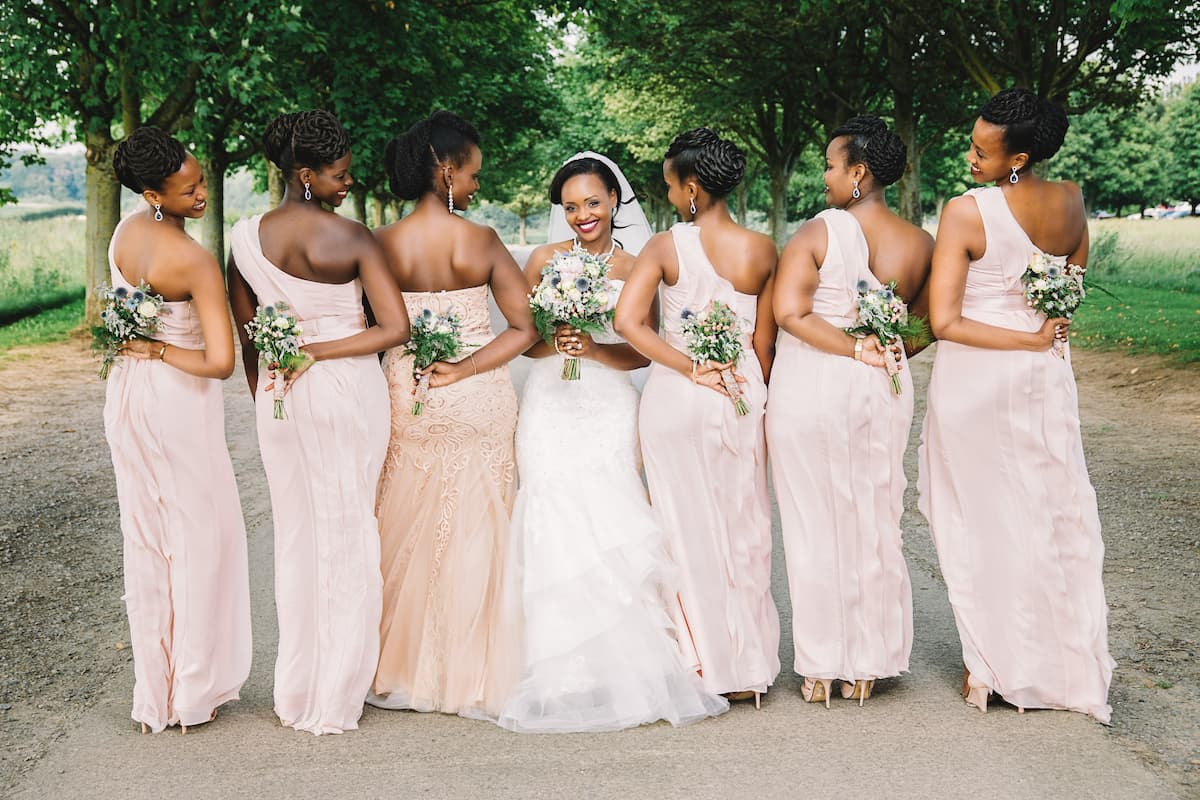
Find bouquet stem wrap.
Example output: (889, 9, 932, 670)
(680, 300, 751, 418)
(406, 308, 467, 415)
(844, 280, 929, 396)
(244, 303, 306, 421)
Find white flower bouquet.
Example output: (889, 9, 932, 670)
(91, 282, 169, 379)
(529, 245, 616, 380)
(1021, 253, 1086, 358)
(844, 280, 928, 395)
(244, 302, 306, 420)
(405, 308, 468, 415)
(680, 300, 751, 416)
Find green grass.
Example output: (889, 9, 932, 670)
(0, 298, 86, 354)
(1071, 285, 1200, 363)
(0, 214, 86, 322)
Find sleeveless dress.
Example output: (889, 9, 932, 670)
(103, 217, 251, 732)
(370, 285, 521, 719)
(498, 280, 729, 732)
(766, 208, 914, 683)
(638, 223, 780, 696)
(229, 215, 389, 735)
(918, 186, 1114, 722)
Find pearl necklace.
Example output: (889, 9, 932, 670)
(573, 237, 616, 263)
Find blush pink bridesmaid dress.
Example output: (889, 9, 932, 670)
(103, 219, 251, 733)
(766, 209, 914, 692)
(918, 186, 1114, 722)
(638, 223, 780, 698)
(230, 215, 390, 735)
(369, 286, 521, 719)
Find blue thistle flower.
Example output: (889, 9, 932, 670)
(574, 277, 590, 291)
(114, 286, 128, 298)
(681, 308, 695, 320)
(856, 280, 870, 293)
(1047, 265, 1061, 277)
(263, 305, 277, 317)
(130, 290, 145, 303)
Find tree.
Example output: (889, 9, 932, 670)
(1165, 80, 1200, 214)
(1051, 101, 1166, 216)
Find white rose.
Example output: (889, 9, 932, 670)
(273, 317, 291, 329)
(137, 301, 159, 318)
(293, 325, 304, 335)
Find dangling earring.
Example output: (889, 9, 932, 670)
(304, 181, 312, 201)
(153, 203, 163, 222)
(688, 197, 697, 216)
(1010, 167, 1020, 184)
(443, 168, 455, 213)
(852, 180, 861, 200)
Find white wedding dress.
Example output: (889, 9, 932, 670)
(497, 279, 729, 733)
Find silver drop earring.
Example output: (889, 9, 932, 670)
(304, 181, 312, 201)
(448, 183, 455, 213)
(689, 197, 696, 216)
(153, 203, 163, 222)
(852, 180, 861, 200)
(1010, 167, 1019, 184)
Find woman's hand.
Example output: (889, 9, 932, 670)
(422, 358, 472, 389)
(1031, 317, 1071, 351)
(271, 349, 315, 396)
(119, 338, 163, 360)
(554, 324, 594, 360)
(692, 359, 746, 397)
(856, 335, 904, 372)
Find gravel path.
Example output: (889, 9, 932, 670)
(0, 339, 1196, 799)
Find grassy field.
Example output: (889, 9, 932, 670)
(0, 213, 1196, 364)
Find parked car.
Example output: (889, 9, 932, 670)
(1091, 209, 1116, 219)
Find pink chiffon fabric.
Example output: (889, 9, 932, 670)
(229, 215, 389, 735)
(766, 208, 914, 682)
(638, 223, 780, 696)
(103, 219, 251, 732)
(370, 286, 521, 719)
(918, 186, 1114, 722)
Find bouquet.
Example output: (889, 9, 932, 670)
(844, 280, 929, 395)
(679, 300, 750, 416)
(91, 282, 169, 379)
(405, 308, 468, 415)
(244, 302, 306, 420)
(529, 245, 616, 380)
(1021, 253, 1086, 359)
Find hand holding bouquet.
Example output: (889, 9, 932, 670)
(244, 302, 308, 420)
(405, 308, 468, 415)
(529, 245, 616, 380)
(844, 280, 929, 395)
(92, 282, 169, 379)
(680, 300, 751, 416)
(1021, 253, 1086, 359)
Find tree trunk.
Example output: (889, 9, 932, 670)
(268, 161, 284, 208)
(736, 181, 748, 226)
(391, 200, 405, 220)
(199, 157, 227, 267)
(518, 211, 527, 245)
(352, 190, 367, 223)
(768, 162, 789, 246)
(85, 136, 121, 326)
(889, 13, 922, 224)
(371, 194, 386, 228)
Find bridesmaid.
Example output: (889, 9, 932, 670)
(227, 110, 409, 735)
(614, 127, 780, 705)
(105, 126, 251, 733)
(919, 88, 1114, 721)
(767, 116, 932, 707)
(369, 110, 537, 718)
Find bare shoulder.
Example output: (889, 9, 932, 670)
(458, 215, 505, 248)
(638, 230, 675, 261)
(741, 227, 778, 264)
(938, 194, 983, 234)
(525, 241, 568, 274)
(782, 216, 827, 254)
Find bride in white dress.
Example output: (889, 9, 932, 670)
(498, 153, 729, 732)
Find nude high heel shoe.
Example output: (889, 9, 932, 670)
(724, 690, 763, 710)
(962, 666, 990, 713)
(840, 679, 875, 707)
(801, 677, 832, 709)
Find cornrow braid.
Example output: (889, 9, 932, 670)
(829, 115, 907, 187)
(112, 127, 188, 193)
(665, 127, 746, 198)
(263, 110, 351, 176)
(979, 88, 1069, 164)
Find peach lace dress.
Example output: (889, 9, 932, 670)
(230, 215, 390, 735)
(766, 208, 914, 684)
(103, 217, 251, 732)
(638, 223, 780, 696)
(918, 186, 1114, 721)
(370, 285, 521, 719)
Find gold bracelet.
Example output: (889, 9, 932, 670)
(853, 338, 864, 361)
(470, 353, 478, 376)
(158, 342, 168, 361)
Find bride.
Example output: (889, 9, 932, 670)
(497, 153, 729, 732)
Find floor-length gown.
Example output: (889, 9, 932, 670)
(229, 215, 389, 735)
(918, 186, 1114, 722)
(766, 208, 913, 684)
(103, 219, 251, 732)
(638, 223, 780, 696)
(498, 280, 729, 732)
(370, 285, 520, 719)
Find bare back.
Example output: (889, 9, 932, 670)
(257, 204, 373, 284)
(997, 180, 1086, 257)
(111, 212, 214, 302)
(849, 204, 934, 304)
(375, 207, 503, 291)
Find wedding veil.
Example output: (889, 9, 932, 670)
(547, 151, 653, 256)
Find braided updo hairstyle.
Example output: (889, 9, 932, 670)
(664, 127, 746, 198)
(385, 110, 481, 200)
(112, 127, 188, 193)
(829, 115, 907, 187)
(263, 110, 351, 176)
(979, 88, 1069, 164)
